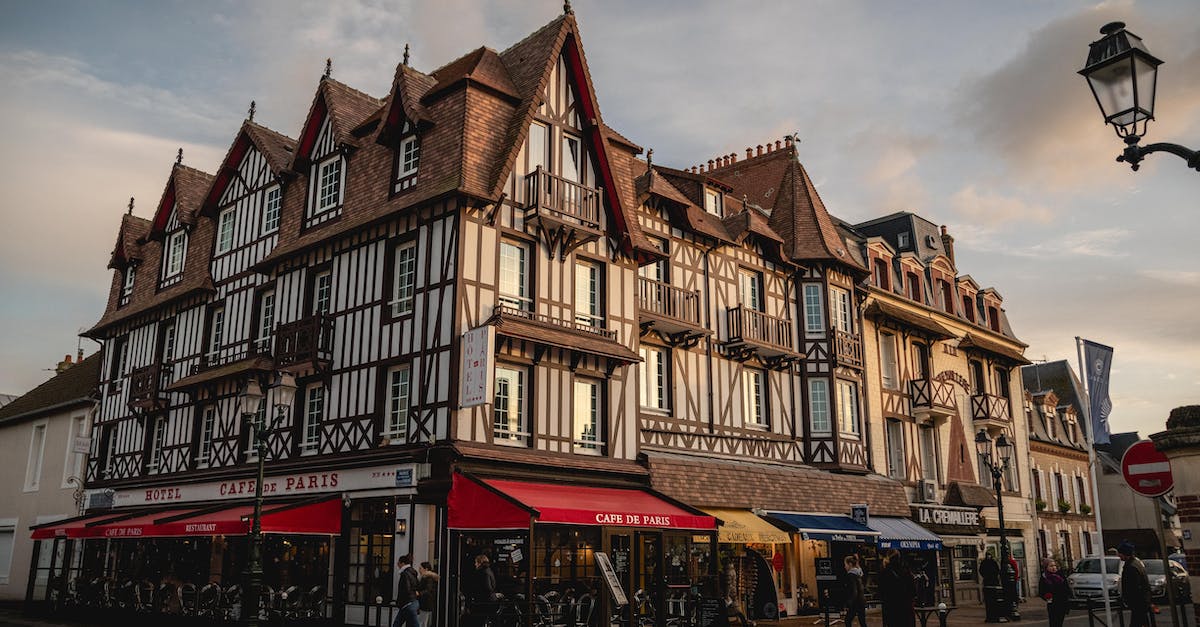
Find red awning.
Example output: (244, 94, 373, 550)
(30, 512, 131, 540)
(448, 473, 716, 531)
(39, 499, 343, 539)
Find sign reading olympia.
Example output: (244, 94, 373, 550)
(1121, 440, 1174, 498)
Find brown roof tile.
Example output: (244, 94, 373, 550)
(0, 353, 101, 424)
(454, 441, 648, 477)
(429, 47, 519, 101)
(244, 121, 297, 175)
(107, 214, 150, 269)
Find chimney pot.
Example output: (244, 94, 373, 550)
(757, 145, 763, 156)
(746, 148, 753, 159)
(732, 152, 738, 163)
(708, 159, 714, 170)
(775, 140, 782, 150)
(785, 136, 794, 147)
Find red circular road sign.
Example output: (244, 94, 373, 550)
(1121, 440, 1174, 498)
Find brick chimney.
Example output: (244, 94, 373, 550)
(55, 354, 74, 374)
(941, 225, 955, 266)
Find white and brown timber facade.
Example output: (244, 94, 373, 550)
(39, 7, 1036, 625)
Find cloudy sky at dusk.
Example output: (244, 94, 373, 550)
(0, 0, 1196, 436)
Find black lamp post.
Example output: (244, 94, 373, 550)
(239, 373, 297, 626)
(1079, 22, 1200, 172)
(975, 429, 1018, 621)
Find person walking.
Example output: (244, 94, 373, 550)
(417, 561, 439, 627)
(842, 554, 867, 627)
(877, 549, 916, 627)
(980, 550, 1002, 623)
(1118, 541, 1152, 627)
(1038, 559, 1070, 627)
(393, 554, 421, 627)
(465, 554, 498, 627)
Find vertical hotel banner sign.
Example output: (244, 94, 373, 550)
(1082, 339, 1114, 445)
(460, 325, 495, 408)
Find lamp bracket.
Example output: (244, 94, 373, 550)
(1117, 135, 1200, 172)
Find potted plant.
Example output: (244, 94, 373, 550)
(1058, 498, 1071, 514)
(1035, 498, 1047, 511)
(1080, 503, 1092, 515)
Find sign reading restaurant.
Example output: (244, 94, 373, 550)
(95, 463, 418, 508)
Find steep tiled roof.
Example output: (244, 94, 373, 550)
(149, 164, 215, 232)
(201, 120, 298, 214)
(107, 214, 150, 269)
(244, 121, 297, 175)
(322, 78, 384, 145)
(429, 46, 519, 100)
(0, 353, 101, 425)
(641, 165, 736, 243)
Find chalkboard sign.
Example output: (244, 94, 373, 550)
(815, 558, 836, 581)
(698, 596, 730, 627)
(595, 552, 628, 608)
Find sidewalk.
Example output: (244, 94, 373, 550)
(775, 601, 1047, 627)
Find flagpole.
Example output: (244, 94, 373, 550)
(1077, 336, 1114, 625)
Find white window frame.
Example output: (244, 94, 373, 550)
(207, 306, 225, 361)
(398, 135, 420, 179)
(803, 284, 824, 334)
(808, 379, 831, 434)
(639, 345, 670, 413)
(196, 406, 216, 467)
(574, 260, 601, 328)
(0, 518, 16, 582)
(24, 420, 48, 492)
(120, 267, 136, 304)
(830, 287, 853, 333)
(739, 269, 763, 311)
(573, 378, 603, 455)
(147, 415, 166, 472)
(837, 380, 860, 436)
(498, 240, 532, 312)
(103, 426, 117, 478)
(390, 242, 417, 317)
(919, 425, 939, 482)
(313, 271, 332, 315)
(216, 206, 236, 254)
(161, 320, 176, 363)
(315, 156, 343, 214)
(704, 187, 723, 217)
(301, 384, 324, 454)
(493, 365, 529, 445)
(742, 368, 768, 429)
(256, 290, 276, 353)
(262, 185, 281, 234)
(885, 419, 905, 479)
(383, 365, 411, 442)
(61, 411, 88, 489)
(561, 133, 583, 184)
(528, 122, 549, 173)
(164, 230, 187, 278)
(880, 331, 899, 390)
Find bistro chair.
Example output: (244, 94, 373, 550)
(180, 583, 198, 615)
(198, 583, 221, 617)
(303, 586, 326, 618)
(260, 585, 276, 620)
(279, 585, 302, 619)
(222, 584, 242, 621)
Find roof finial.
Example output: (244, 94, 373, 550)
(127, 197, 135, 215)
(324, 58, 332, 78)
(564, 0, 573, 15)
(248, 100, 256, 122)
(646, 148, 653, 169)
(403, 43, 410, 66)
(176, 148, 183, 165)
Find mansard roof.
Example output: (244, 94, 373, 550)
(201, 120, 297, 215)
(1022, 361, 1088, 451)
(107, 213, 150, 270)
(149, 164, 215, 238)
(376, 62, 437, 143)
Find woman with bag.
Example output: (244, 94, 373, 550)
(1038, 559, 1071, 627)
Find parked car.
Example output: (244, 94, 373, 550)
(1068, 557, 1123, 602)
(1145, 559, 1191, 602)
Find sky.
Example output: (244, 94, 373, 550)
(0, 0, 1196, 437)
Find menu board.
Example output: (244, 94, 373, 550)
(594, 552, 628, 608)
(698, 596, 730, 627)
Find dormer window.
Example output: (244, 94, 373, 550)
(988, 306, 1001, 332)
(872, 258, 890, 290)
(119, 267, 136, 306)
(704, 188, 723, 217)
(962, 294, 976, 323)
(897, 232, 910, 248)
(906, 272, 921, 301)
(397, 135, 420, 183)
(262, 185, 281, 234)
(315, 156, 343, 214)
(164, 230, 187, 279)
(216, 207, 235, 254)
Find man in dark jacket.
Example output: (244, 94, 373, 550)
(980, 551, 1002, 622)
(1118, 542, 1152, 627)
(394, 554, 421, 627)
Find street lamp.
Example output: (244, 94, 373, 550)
(1079, 22, 1200, 172)
(975, 429, 1018, 621)
(240, 373, 297, 626)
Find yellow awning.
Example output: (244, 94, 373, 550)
(704, 509, 791, 544)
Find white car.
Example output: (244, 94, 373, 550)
(1068, 557, 1123, 603)
(1145, 559, 1191, 602)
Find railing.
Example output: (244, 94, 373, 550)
(523, 167, 602, 230)
(833, 329, 864, 368)
(637, 277, 701, 327)
(275, 314, 335, 368)
(909, 379, 956, 413)
(494, 305, 617, 341)
(971, 393, 1011, 423)
(128, 364, 170, 408)
(727, 305, 793, 352)
(191, 340, 269, 375)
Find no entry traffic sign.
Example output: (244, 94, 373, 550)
(1121, 440, 1174, 498)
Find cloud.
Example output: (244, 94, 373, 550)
(949, 185, 1053, 227)
(1139, 270, 1200, 286)
(953, 226, 1130, 259)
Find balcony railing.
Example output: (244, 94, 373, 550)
(909, 379, 955, 420)
(637, 277, 702, 330)
(523, 167, 602, 233)
(971, 393, 1011, 424)
(275, 314, 335, 369)
(128, 363, 170, 410)
(191, 340, 270, 375)
(494, 305, 617, 341)
(833, 329, 863, 368)
(727, 306, 793, 354)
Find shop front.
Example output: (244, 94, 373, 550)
(865, 516, 944, 606)
(764, 512, 879, 615)
(910, 504, 985, 606)
(446, 473, 718, 627)
(703, 508, 791, 621)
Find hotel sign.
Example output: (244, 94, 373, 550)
(459, 325, 495, 408)
(101, 463, 418, 508)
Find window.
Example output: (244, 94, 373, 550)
(398, 135, 420, 179)
(829, 287, 853, 333)
(1076, 475, 1088, 506)
(301, 385, 324, 453)
(988, 306, 1002, 332)
(573, 379, 602, 454)
(102, 425, 117, 478)
(561, 134, 583, 183)
(739, 269, 762, 311)
(885, 419, 905, 479)
(639, 345, 669, 412)
(147, 415, 166, 472)
(808, 379, 831, 433)
(1032, 469, 1043, 500)
(262, 185, 281, 234)
(255, 290, 275, 352)
(216, 207, 235, 254)
(704, 188, 723, 217)
(24, 422, 47, 491)
(390, 242, 417, 316)
(528, 122, 549, 172)
(384, 365, 411, 440)
(919, 426, 939, 481)
(962, 294, 976, 323)
(897, 232, 910, 249)
(970, 361, 986, 395)
(872, 258, 890, 290)
(574, 260, 601, 327)
(879, 331, 899, 390)
(0, 521, 14, 581)
(499, 241, 532, 311)
(316, 157, 343, 213)
(906, 272, 921, 301)
(197, 406, 216, 466)
(995, 369, 1011, 399)
(638, 238, 668, 283)
(742, 368, 767, 428)
(246, 398, 266, 463)
(803, 284, 825, 333)
(120, 267, 136, 305)
(63, 413, 87, 487)
(207, 306, 226, 360)
(109, 335, 129, 386)
(837, 380, 860, 435)
(313, 271, 332, 315)
(1002, 451, 1019, 493)
(913, 343, 929, 380)
(938, 280, 954, 313)
(493, 366, 528, 444)
(164, 230, 187, 278)
(160, 320, 176, 363)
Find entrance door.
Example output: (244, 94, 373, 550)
(607, 532, 633, 626)
(634, 531, 663, 625)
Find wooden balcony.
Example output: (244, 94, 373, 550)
(128, 363, 170, 412)
(971, 393, 1011, 431)
(637, 277, 706, 341)
(909, 379, 955, 423)
(726, 305, 796, 361)
(523, 167, 603, 258)
(832, 329, 864, 369)
(275, 314, 335, 372)
(490, 305, 638, 365)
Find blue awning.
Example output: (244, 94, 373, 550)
(867, 517, 943, 551)
(765, 512, 879, 544)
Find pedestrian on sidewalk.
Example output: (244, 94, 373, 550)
(1118, 541, 1152, 627)
(980, 550, 1002, 623)
(1038, 558, 1070, 627)
(417, 561, 439, 627)
(393, 554, 421, 627)
(878, 549, 916, 627)
(843, 554, 867, 627)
